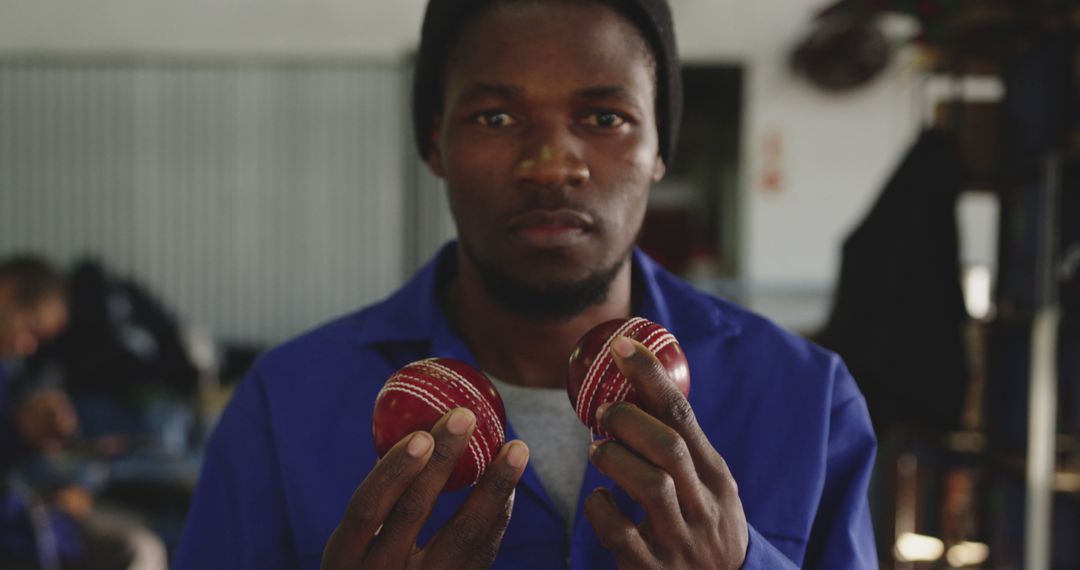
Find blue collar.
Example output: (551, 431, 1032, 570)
(353, 241, 740, 351)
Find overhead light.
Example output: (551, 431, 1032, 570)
(947, 541, 989, 567)
(895, 532, 944, 562)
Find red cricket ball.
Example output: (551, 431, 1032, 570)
(566, 317, 690, 435)
(372, 358, 506, 492)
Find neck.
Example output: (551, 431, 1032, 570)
(447, 249, 633, 389)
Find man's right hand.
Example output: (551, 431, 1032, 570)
(321, 407, 529, 569)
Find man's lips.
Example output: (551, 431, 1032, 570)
(506, 209, 594, 231)
(505, 209, 595, 247)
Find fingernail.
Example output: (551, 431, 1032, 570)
(596, 402, 611, 423)
(447, 408, 475, 436)
(406, 433, 432, 457)
(506, 442, 529, 468)
(589, 440, 604, 457)
(611, 336, 635, 358)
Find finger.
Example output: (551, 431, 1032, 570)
(321, 431, 434, 569)
(596, 401, 709, 520)
(425, 441, 527, 566)
(584, 488, 653, 567)
(427, 441, 528, 568)
(462, 489, 515, 570)
(364, 407, 476, 567)
(610, 336, 724, 475)
(588, 440, 685, 540)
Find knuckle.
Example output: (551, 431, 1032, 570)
(644, 472, 675, 503)
(714, 454, 733, 478)
(724, 474, 739, 497)
(395, 491, 427, 525)
(657, 430, 687, 461)
(344, 496, 376, 529)
(603, 526, 637, 551)
(657, 471, 676, 493)
(661, 394, 695, 427)
(386, 451, 412, 479)
(490, 466, 518, 495)
(451, 513, 486, 551)
(671, 439, 693, 468)
(431, 440, 456, 463)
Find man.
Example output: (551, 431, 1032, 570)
(177, 1, 878, 568)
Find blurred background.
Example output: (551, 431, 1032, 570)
(0, 0, 1077, 568)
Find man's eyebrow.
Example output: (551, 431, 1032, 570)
(576, 85, 635, 102)
(455, 83, 523, 104)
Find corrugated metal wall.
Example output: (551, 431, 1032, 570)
(0, 62, 452, 345)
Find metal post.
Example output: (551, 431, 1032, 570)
(1024, 155, 1062, 570)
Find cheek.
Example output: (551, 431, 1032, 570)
(442, 140, 516, 232)
(590, 130, 659, 180)
(591, 143, 655, 204)
(444, 137, 514, 191)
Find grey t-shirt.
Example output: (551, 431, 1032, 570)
(487, 375, 591, 533)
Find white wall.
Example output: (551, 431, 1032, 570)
(0, 0, 429, 59)
(674, 1, 924, 329)
(0, 65, 409, 345)
(0, 0, 923, 330)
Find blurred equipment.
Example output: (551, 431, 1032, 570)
(807, 1, 1080, 567)
(791, 13, 891, 92)
(23, 259, 208, 561)
(33, 259, 199, 404)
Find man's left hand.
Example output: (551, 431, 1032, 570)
(584, 336, 748, 569)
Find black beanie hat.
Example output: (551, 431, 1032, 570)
(412, 0, 683, 167)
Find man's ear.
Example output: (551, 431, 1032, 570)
(426, 116, 447, 178)
(651, 155, 667, 183)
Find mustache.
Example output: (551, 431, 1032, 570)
(502, 192, 597, 225)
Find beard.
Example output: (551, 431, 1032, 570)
(461, 240, 629, 321)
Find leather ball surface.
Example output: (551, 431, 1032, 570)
(372, 358, 506, 491)
(567, 317, 690, 435)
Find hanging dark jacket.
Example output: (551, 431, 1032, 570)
(816, 128, 969, 435)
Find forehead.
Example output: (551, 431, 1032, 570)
(444, 2, 655, 104)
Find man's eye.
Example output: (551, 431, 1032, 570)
(475, 111, 516, 128)
(583, 112, 627, 128)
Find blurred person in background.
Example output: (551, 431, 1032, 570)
(0, 255, 166, 570)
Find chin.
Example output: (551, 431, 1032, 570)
(508, 251, 603, 282)
(466, 240, 627, 320)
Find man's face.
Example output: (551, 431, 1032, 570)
(428, 1, 665, 300)
(0, 293, 67, 358)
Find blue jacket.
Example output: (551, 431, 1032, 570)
(176, 243, 878, 569)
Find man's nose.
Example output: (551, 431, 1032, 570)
(513, 125, 589, 189)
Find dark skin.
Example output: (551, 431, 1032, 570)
(321, 409, 528, 569)
(431, 2, 662, 390)
(322, 2, 748, 568)
(586, 336, 748, 568)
